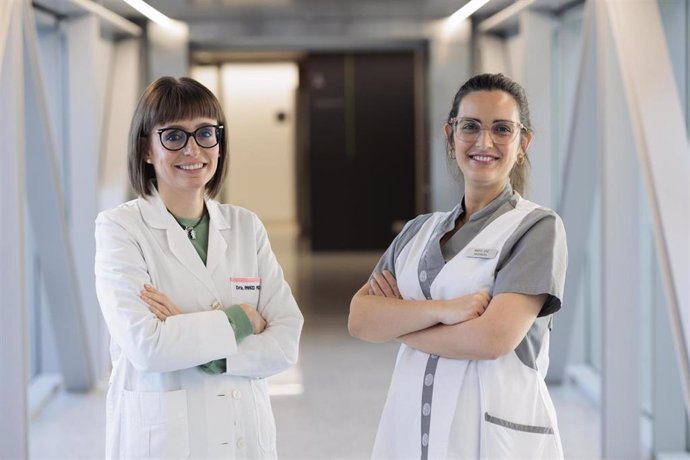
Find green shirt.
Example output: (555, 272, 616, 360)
(172, 211, 253, 374)
(175, 214, 210, 265)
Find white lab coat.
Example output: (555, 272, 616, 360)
(372, 198, 563, 459)
(95, 187, 304, 459)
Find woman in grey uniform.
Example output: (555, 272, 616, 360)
(349, 73, 567, 459)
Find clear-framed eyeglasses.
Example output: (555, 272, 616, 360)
(155, 125, 224, 151)
(448, 117, 525, 145)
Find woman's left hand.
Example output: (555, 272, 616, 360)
(140, 284, 182, 321)
(369, 270, 401, 299)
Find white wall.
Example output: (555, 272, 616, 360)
(219, 62, 298, 225)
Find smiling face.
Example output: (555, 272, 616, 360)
(446, 90, 532, 195)
(145, 117, 220, 198)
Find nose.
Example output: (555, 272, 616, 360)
(475, 128, 494, 149)
(182, 136, 202, 156)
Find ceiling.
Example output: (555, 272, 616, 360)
(103, 0, 473, 21)
(35, 0, 583, 51)
(95, 0, 581, 23)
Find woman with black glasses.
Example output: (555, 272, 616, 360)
(95, 76, 303, 459)
(349, 73, 567, 459)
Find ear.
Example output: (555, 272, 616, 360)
(520, 131, 533, 153)
(443, 122, 454, 141)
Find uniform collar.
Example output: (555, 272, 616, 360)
(137, 183, 228, 300)
(466, 183, 516, 223)
(138, 183, 231, 231)
(440, 183, 517, 232)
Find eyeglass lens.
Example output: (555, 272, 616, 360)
(454, 119, 520, 145)
(160, 126, 220, 151)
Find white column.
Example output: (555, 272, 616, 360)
(97, 37, 141, 378)
(0, 0, 27, 457)
(549, 0, 598, 383)
(520, 10, 557, 207)
(24, 2, 93, 391)
(427, 18, 471, 212)
(604, 0, 690, 417)
(598, 0, 640, 456)
(64, 14, 109, 383)
(148, 21, 189, 81)
(653, 262, 687, 453)
(100, 38, 140, 211)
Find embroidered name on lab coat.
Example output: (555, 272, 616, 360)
(466, 248, 498, 259)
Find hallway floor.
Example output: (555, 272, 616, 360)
(30, 227, 600, 459)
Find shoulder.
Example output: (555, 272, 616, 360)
(401, 211, 446, 235)
(389, 210, 449, 253)
(96, 198, 141, 228)
(497, 201, 567, 268)
(210, 201, 264, 231)
(513, 200, 566, 240)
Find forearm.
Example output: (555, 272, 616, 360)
(398, 292, 545, 360)
(223, 314, 304, 378)
(348, 285, 444, 343)
(398, 318, 500, 360)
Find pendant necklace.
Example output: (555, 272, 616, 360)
(170, 207, 206, 240)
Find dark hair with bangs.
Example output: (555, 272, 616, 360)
(444, 73, 532, 195)
(128, 76, 228, 197)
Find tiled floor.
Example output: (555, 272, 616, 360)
(29, 227, 600, 459)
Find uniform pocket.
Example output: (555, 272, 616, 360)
(122, 389, 191, 459)
(483, 412, 560, 459)
(250, 379, 277, 453)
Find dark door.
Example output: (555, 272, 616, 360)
(305, 51, 418, 250)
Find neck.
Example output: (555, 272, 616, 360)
(158, 185, 205, 219)
(463, 181, 507, 218)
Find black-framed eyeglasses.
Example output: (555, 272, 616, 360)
(155, 125, 224, 151)
(449, 117, 524, 145)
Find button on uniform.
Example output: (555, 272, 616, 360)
(236, 438, 245, 449)
(232, 389, 242, 399)
(211, 301, 222, 310)
(419, 270, 427, 282)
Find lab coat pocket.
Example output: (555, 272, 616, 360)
(482, 412, 560, 459)
(250, 379, 277, 454)
(122, 389, 191, 459)
(230, 276, 262, 306)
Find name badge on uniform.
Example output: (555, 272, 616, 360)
(466, 248, 498, 259)
(229, 276, 262, 291)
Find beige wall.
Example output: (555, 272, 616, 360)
(219, 62, 298, 226)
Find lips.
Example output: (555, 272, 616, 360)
(175, 162, 205, 171)
(468, 154, 499, 163)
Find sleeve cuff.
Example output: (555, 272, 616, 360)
(199, 359, 226, 374)
(224, 304, 253, 343)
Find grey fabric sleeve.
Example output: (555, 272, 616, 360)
(371, 214, 433, 278)
(493, 209, 568, 317)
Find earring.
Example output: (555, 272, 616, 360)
(448, 146, 456, 160)
(516, 151, 526, 166)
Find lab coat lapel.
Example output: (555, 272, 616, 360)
(205, 199, 229, 276)
(138, 188, 221, 300)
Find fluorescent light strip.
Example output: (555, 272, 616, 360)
(478, 0, 535, 32)
(120, 0, 178, 29)
(448, 0, 493, 24)
(69, 0, 142, 36)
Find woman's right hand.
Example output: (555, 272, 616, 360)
(239, 303, 267, 334)
(435, 291, 491, 325)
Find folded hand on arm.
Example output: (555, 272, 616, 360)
(348, 270, 491, 343)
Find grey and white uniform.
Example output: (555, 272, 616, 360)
(370, 185, 567, 460)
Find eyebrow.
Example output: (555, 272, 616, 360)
(458, 117, 516, 123)
(161, 122, 217, 130)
